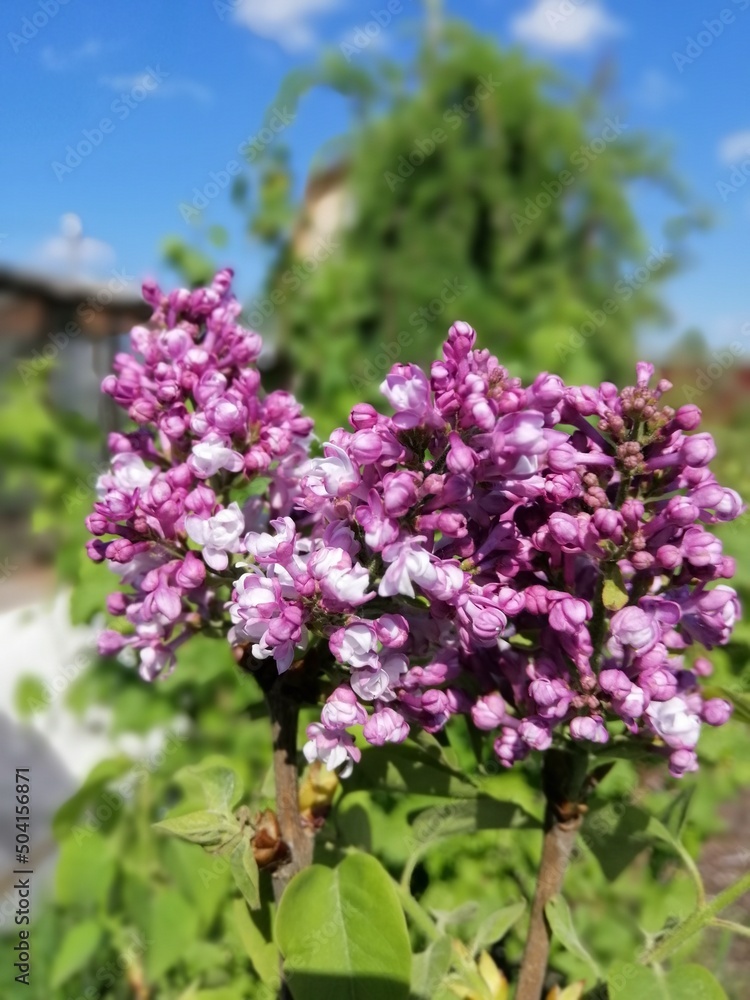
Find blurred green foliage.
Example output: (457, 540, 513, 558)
(0, 365, 101, 579)
(168, 21, 705, 435)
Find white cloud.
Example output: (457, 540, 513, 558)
(718, 131, 750, 166)
(231, 0, 340, 51)
(510, 0, 625, 52)
(99, 72, 212, 105)
(40, 38, 103, 71)
(36, 214, 115, 277)
(633, 69, 683, 110)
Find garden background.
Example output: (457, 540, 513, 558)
(2, 1, 750, 997)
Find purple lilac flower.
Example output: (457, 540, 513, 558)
(88, 295, 742, 777)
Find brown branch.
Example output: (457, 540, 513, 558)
(265, 684, 314, 899)
(243, 654, 320, 1000)
(516, 805, 583, 1000)
(516, 750, 587, 1000)
(264, 687, 313, 1000)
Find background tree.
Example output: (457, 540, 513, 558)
(233, 20, 703, 433)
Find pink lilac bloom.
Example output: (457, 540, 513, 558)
(87, 288, 741, 778)
(86, 270, 312, 678)
(294, 322, 741, 775)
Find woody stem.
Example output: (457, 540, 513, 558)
(516, 749, 587, 1000)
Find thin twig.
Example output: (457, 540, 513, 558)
(250, 658, 317, 1000)
(515, 805, 583, 1000)
(516, 750, 587, 1000)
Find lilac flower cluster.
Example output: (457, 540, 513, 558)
(87, 273, 741, 780)
(258, 323, 738, 778)
(86, 270, 312, 679)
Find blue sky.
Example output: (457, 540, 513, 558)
(2, 0, 749, 356)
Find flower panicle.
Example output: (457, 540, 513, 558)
(87, 285, 742, 778)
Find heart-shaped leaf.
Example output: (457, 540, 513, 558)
(276, 853, 411, 1000)
(176, 758, 242, 812)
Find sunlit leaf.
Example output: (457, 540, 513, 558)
(276, 853, 411, 1000)
(153, 809, 240, 848)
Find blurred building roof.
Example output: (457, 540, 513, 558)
(0, 263, 149, 340)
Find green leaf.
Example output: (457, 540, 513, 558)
(154, 809, 240, 847)
(471, 901, 526, 956)
(52, 755, 133, 838)
(175, 758, 242, 812)
(411, 936, 453, 1000)
(147, 888, 200, 980)
(232, 475, 272, 506)
(603, 569, 629, 611)
(585, 802, 652, 881)
(180, 984, 255, 1000)
(109, 685, 176, 733)
(163, 837, 232, 929)
(588, 740, 653, 764)
(346, 743, 479, 798)
(607, 962, 663, 998)
(233, 898, 279, 986)
(607, 961, 728, 999)
(276, 853, 412, 1000)
(586, 803, 703, 892)
(642, 813, 705, 900)
(402, 800, 539, 897)
(661, 785, 695, 840)
(545, 896, 601, 981)
(161, 235, 216, 284)
(56, 833, 116, 908)
(443, 715, 482, 773)
(184, 941, 231, 976)
(666, 966, 728, 999)
(50, 920, 102, 987)
(410, 797, 540, 845)
(230, 839, 260, 910)
(411, 729, 459, 765)
(432, 903, 480, 933)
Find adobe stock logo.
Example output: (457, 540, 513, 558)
(672, 1, 749, 72)
(511, 117, 627, 233)
(340, 1, 408, 61)
(51, 67, 169, 181)
(7, 0, 71, 53)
